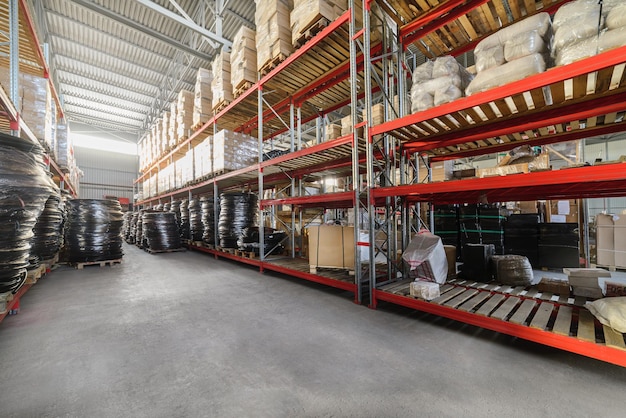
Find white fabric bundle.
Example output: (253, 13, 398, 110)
(606, 3, 626, 30)
(466, 53, 546, 95)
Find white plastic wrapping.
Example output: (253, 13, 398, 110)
(466, 53, 546, 95)
(414, 75, 462, 95)
(410, 92, 434, 113)
(607, 3, 626, 29)
(432, 55, 461, 78)
(412, 60, 434, 84)
(475, 44, 505, 73)
(402, 231, 448, 284)
(434, 85, 463, 107)
(475, 12, 552, 54)
(599, 26, 626, 53)
(504, 30, 548, 62)
(410, 280, 441, 300)
(553, 0, 601, 29)
(556, 26, 626, 66)
(553, 13, 603, 51)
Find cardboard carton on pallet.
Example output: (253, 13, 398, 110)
(291, 0, 347, 47)
(168, 102, 178, 149)
(193, 68, 213, 128)
(231, 26, 257, 95)
(161, 111, 170, 153)
(176, 89, 194, 142)
(255, 0, 294, 73)
(211, 50, 234, 110)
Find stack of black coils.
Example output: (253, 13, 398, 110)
(238, 227, 287, 257)
(201, 196, 218, 245)
(135, 210, 144, 247)
(63, 199, 124, 262)
(0, 132, 55, 293)
(179, 199, 190, 240)
(141, 211, 181, 251)
(218, 192, 258, 248)
(188, 199, 203, 242)
(30, 194, 64, 263)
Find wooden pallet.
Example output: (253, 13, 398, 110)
(41, 254, 59, 270)
(234, 80, 254, 98)
(74, 259, 122, 269)
(378, 280, 626, 351)
(259, 53, 288, 78)
(216, 247, 236, 255)
(235, 250, 257, 259)
(309, 265, 355, 276)
(293, 17, 330, 49)
(145, 248, 186, 254)
(212, 100, 231, 113)
(25, 264, 46, 284)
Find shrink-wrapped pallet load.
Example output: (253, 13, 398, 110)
(154, 119, 163, 157)
(193, 68, 213, 128)
(255, 0, 294, 73)
(56, 122, 71, 170)
(211, 50, 234, 110)
(291, 0, 347, 47)
(193, 135, 212, 179)
(212, 129, 258, 173)
(554, 0, 626, 66)
(169, 102, 177, 149)
(410, 56, 473, 112)
(230, 26, 257, 95)
(176, 90, 194, 142)
(466, 13, 552, 95)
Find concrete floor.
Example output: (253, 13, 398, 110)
(1, 245, 626, 417)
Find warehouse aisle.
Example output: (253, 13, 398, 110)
(1, 245, 626, 417)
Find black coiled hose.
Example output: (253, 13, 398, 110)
(0, 132, 55, 293)
(201, 196, 218, 245)
(179, 199, 190, 239)
(63, 199, 124, 262)
(142, 211, 181, 251)
(135, 210, 144, 247)
(238, 227, 287, 256)
(30, 194, 64, 263)
(218, 192, 258, 248)
(189, 199, 203, 242)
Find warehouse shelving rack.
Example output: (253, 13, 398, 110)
(135, 0, 626, 366)
(0, 0, 77, 197)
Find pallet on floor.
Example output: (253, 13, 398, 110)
(309, 265, 355, 276)
(41, 254, 59, 270)
(25, 264, 46, 284)
(235, 249, 257, 259)
(145, 247, 186, 254)
(293, 17, 330, 49)
(259, 53, 288, 77)
(73, 259, 122, 269)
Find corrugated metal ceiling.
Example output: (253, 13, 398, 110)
(28, 0, 256, 140)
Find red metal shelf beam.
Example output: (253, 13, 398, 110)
(261, 190, 355, 209)
(372, 164, 626, 204)
(373, 290, 626, 368)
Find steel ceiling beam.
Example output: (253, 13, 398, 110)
(67, 113, 143, 133)
(55, 68, 157, 102)
(70, 0, 213, 61)
(63, 100, 147, 122)
(135, 0, 232, 49)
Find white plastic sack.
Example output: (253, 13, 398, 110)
(587, 297, 626, 333)
(554, 13, 604, 51)
(432, 55, 462, 78)
(555, 35, 598, 66)
(475, 44, 506, 73)
(599, 26, 626, 53)
(434, 85, 463, 107)
(410, 91, 434, 113)
(553, 0, 601, 29)
(607, 3, 626, 29)
(413, 60, 434, 84)
(466, 53, 546, 95)
(504, 30, 548, 62)
(402, 232, 448, 284)
(414, 75, 462, 96)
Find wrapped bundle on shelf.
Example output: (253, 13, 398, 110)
(179, 149, 195, 186)
(149, 173, 158, 197)
(218, 192, 258, 248)
(255, 0, 293, 73)
(552, 0, 602, 52)
(0, 133, 55, 294)
(325, 123, 342, 141)
(154, 119, 163, 157)
(193, 68, 213, 128)
(230, 26, 257, 95)
(63, 199, 124, 263)
(211, 50, 234, 110)
(466, 53, 546, 96)
(176, 90, 194, 142)
(169, 102, 178, 149)
(212, 129, 258, 173)
(237, 227, 286, 256)
(0, 70, 51, 144)
(410, 56, 473, 112)
(193, 135, 212, 179)
(607, 3, 626, 29)
(291, 0, 347, 47)
(142, 174, 150, 198)
(55, 122, 72, 170)
(30, 194, 64, 265)
(556, 24, 626, 66)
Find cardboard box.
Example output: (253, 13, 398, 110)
(547, 199, 578, 223)
(518, 200, 538, 214)
(325, 123, 342, 141)
(537, 277, 570, 295)
(443, 245, 457, 278)
(430, 160, 454, 182)
(307, 225, 354, 270)
(615, 215, 626, 268)
(596, 214, 615, 266)
(572, 286, 603, 299)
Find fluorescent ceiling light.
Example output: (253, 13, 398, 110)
(72, 134, 138, 155)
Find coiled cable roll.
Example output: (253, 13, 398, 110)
(30, 194, 64, 263)
(63, 199, 124, 262)
(135, 210, 144, 247)
(179, 199, 190, 239)
(128, 212, 139, 244)
(0, 132, 55, 293)
(238, 227, 287, 256)
(142, 211, 181, 251)
(218, 192, 258, 248)
(201, 196, 218, 245)
(122, 212, 133, 242)
(188, 199, 203, 242)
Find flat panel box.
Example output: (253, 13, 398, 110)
(307, 225, 354, 270)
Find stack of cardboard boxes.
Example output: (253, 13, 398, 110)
(211, 50, 234, 110)
(255, 0, 293, 72)
(230, 26, 257, 94)
(290, 0, 347, 46)
(176, 90, 194, 142)
(193, 68, 213, 128)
